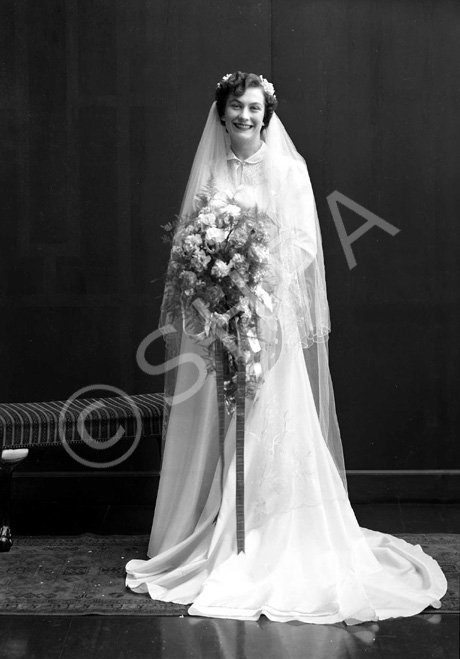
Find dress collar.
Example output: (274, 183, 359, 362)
(226, 141, 267, 164)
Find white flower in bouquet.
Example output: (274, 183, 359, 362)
(222, 204, 242, 218)
(194, 249, 211, 265)
(209, 197, 228, 213)
(183, 234, 203, 250)
(211, 259, 231, 278)
(233, 186, 257, 209)
(191, 250, 211, 272)
(197, 211, 216, 227)
(250, 244, 270, 263)
(230, 253, 249, 274)
(205, 227, 228, 243)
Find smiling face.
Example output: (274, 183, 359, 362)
(222, 86, 266, 152)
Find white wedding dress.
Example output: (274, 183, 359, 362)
(125, 144, 447, 625)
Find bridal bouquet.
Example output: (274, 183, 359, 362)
(163, 181, 274, 410)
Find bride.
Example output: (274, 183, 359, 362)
(125, 71, 447, 624)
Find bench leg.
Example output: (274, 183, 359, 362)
(0, 449, 29, 552)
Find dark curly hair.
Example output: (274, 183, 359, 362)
(215, 71, 278, 129)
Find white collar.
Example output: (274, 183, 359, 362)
(226, 141, 267, 164)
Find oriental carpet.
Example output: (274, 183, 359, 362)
(0, 534, 457, 616)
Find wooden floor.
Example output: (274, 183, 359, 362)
(0, 504, 458, 659)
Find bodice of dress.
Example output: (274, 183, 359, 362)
(225, 141, 268, 196)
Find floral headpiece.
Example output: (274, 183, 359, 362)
(216, 73, 276, 98)
(258, 75, 276, 98)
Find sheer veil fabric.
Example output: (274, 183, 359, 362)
(125, 102, 447, 624)
(159, 102, 346, 487)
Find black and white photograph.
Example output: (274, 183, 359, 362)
(0, 1, 458, 657)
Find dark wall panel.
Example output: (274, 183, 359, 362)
(78, 0, 117, 97)
(0, 1, 15, 104)
(79, 107, 119, 294)
(130, 106, 177, 298)
(0, 109, 18, 270)
(29, 111, 68, 245)
(0, 307, 121, 403)
(28, 0, 67, 110)
(273, 0, 460, 469)
(0, 0, 458, 474)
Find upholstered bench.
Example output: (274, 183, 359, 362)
(0, 393, 164, 552)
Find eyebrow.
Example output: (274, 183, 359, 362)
(230, 99, 262, 107)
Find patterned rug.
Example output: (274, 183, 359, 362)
(0, 534, 457, 616)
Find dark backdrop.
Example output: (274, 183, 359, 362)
(0, 0, 459, 478)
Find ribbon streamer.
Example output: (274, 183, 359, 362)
(235, 322, 246, 554)
(214, 330, 246, 555)
(215, 339, 226, 500)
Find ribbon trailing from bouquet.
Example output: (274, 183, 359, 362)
(188, 297, 268, 555)
(235, 324, 246, 554)
(214, 338, 226, 499)
(215, 332, 246, 555)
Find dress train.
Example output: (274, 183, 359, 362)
(126, 331, 447, 624)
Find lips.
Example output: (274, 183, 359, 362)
(234, 123, 253, 131)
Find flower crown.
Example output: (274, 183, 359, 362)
(217, 73, 276, 98)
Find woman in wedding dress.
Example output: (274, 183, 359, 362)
(125, 71, 447, 624)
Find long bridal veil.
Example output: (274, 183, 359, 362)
(159, 101, 346, 490)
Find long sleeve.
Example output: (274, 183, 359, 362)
(284, 159, 318, 269)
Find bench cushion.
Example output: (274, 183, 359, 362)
(0, 393, 164, 449)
